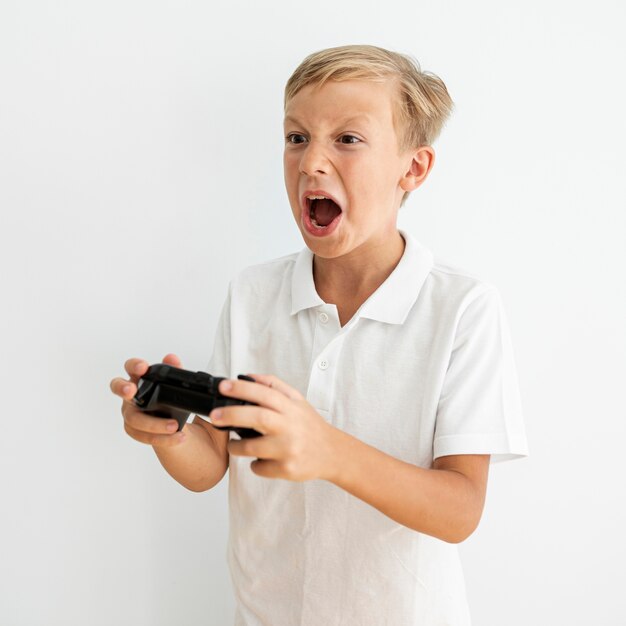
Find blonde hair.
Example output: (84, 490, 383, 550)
(284, 44, 453, 151)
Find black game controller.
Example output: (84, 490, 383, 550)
(133, 363, 261, 438)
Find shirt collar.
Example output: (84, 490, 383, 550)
(290, 229, 434, 324)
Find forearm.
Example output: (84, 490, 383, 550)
(153, 422, 228, 492)
(325, 427, 485, 543)
(210, 375, 488, 538)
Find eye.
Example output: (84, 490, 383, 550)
(286, 133, 307, 144)
(339, 135, 361, 145)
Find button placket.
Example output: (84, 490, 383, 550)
(307, 305, 342, 415)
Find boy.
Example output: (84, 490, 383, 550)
(111, 45, 528, 625)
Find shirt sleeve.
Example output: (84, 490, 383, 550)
(205, 282, 232, 379)
(433, 287, 529, 463)
(192, 284, 232, 427)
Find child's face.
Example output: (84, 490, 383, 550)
(283, 78, 419, 261)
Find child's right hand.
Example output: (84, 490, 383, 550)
(109, 354, 188, 448)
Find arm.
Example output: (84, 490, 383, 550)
(211, 375, 489, 543)
(111, 355, 230, 493)
(153, 418, 229, 492)
(323, 427, 489, 543)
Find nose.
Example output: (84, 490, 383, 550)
(299, 141, 330, 176)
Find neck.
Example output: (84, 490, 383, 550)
(313, 231, 405, 308)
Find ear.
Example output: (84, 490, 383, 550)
(400, 146, 436, 193)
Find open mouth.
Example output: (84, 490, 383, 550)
(306, 194, 342, 229)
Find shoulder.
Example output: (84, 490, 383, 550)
(426, 255, 501, 311)
(404, 249, 506, 332)
(235, 251, 299, 281)
(401, 231, 500, 312)
(228, 251, 300, 301)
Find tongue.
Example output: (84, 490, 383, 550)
(313, 198, 341, 226)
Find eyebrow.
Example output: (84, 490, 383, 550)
(283, 114, 373, 127)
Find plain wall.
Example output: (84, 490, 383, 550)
(1, 1, 625, 624)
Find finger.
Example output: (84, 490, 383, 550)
(162, 353, 182, 368)
(227, 433, 278, 459)
(218, 378, 288, 413)
(124, 358, 150, 384)
(123, 403, 182, 435)
(244, 374, 304, 401)
(120, 354, 182, 391)
(250, 458, 284, 479)
(124, 420, 187, 447)
(110, 377, 138, 401)
(211, 405, 278, 436)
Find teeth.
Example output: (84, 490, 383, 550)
(307, 194, 328, 200)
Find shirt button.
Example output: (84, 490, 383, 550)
(318, 359, 329, 370)
(319, 312, 329, 324)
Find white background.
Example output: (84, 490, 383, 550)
(1, 1, 625, 624)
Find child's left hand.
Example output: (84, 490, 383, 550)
(210, 375, 338, 482)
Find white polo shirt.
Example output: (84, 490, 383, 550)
(206, 229, 528, 626)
